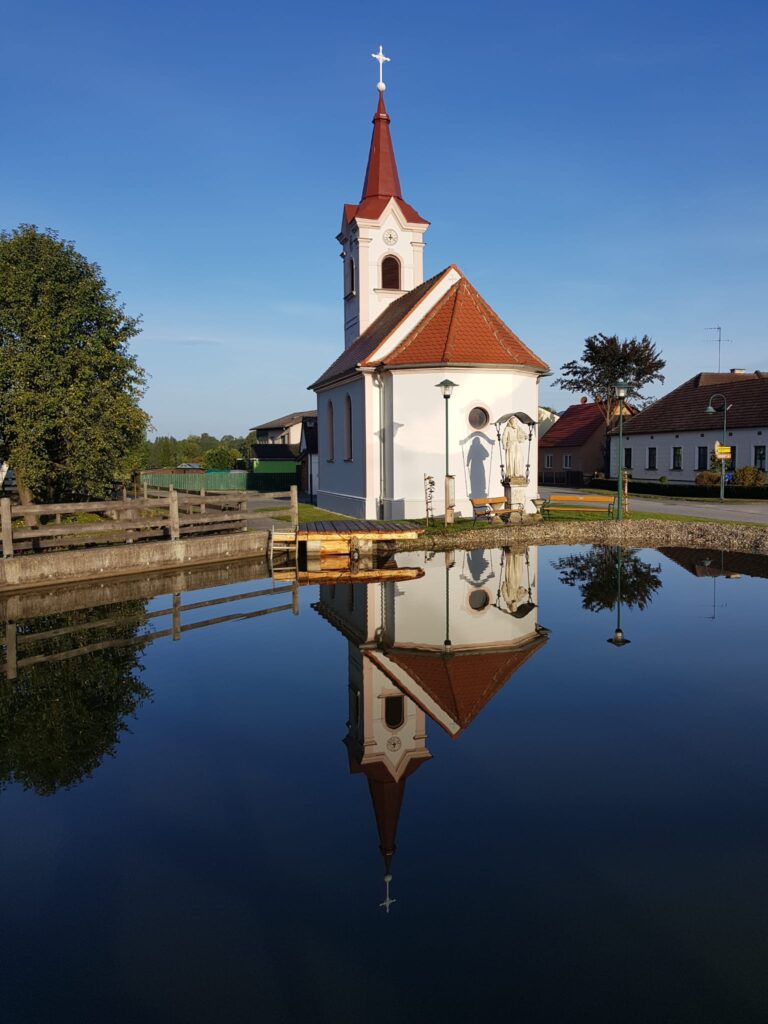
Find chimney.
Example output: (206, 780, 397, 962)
(580, 396, 588, 404)
(729, 368, 747, 374)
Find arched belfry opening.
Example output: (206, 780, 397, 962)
(381, 255, 401, 291)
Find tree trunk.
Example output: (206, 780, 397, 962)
(17, 480, 40, 528)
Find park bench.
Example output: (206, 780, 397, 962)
(542, 494, 615, 518)
(470, 496, 525, 523)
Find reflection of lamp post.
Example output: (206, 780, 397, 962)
(705, 392, 733, 502)
(615, 381, 627, 520)
(436, 380, 458, 525)
(607, 546, 631, 647)
(444, 549, 455, 649)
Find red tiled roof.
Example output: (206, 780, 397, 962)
(310, 268, 449, 389)
(386, 637, 546, 735)
(311, 268, 549, 390)
(377, 276, 548, 371)
(539, 401, 605, 448)
(622, 371, 768, 434)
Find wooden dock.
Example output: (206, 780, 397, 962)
(271, 519, 423, 563)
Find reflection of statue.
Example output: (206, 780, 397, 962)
(502, 416, 527, 480)
(553, 546, 662, 612)
(501, 551, 527, 612)
(0, 602, 151, 795)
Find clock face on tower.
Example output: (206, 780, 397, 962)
(383, 229, 399, 246)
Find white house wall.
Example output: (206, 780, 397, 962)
(316, 377, 367, 517)
(609, 427, 768, 483)
(386, 367, 541, 519)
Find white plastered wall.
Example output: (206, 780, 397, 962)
(316, 377, 367, 517)
(609, 427, 768, 482)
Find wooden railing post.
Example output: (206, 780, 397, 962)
(200, 482, 206, 515)
(172, 592, 181, 640)
(143, 478, 148, 501)
(169, 487, 180, 541)
(1, 497, 13, 558)
(290, 485, 299, 530)
(5, 622, 17, 680)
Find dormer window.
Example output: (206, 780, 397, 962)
(381, 255, 400, 290)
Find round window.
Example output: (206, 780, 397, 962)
(468, 407, 490, 430)
(468, 589, 490, 612)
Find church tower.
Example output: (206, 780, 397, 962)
(338, 47, 429, 349)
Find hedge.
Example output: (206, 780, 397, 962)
(594, 478, 768, 500)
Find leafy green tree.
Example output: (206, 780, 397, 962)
(0, 225, 149, 503)
(553, 546, 662, 612)
(203, 445, 240, 470)
(555, 334, 666, 425)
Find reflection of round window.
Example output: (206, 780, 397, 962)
(468, 588, 490, 611)
(468, 407, 490, 430)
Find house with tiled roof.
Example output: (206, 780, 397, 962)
(539, 397, 634, 485)
(608, 370, 768, 483)
(309, 54, 549, 519)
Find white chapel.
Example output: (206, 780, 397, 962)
(310, 49, 550, 520)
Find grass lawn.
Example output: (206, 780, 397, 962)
(252, 502, 353, 524)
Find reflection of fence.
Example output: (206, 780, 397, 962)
(3, 581, 299, 680)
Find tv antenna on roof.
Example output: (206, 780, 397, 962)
(705, 326, 732, 373)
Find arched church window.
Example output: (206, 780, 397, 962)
(327, 401, 335, 461)
(381, 255, 401, 290)
(344, 394, 353, 461)
(384, 695, 404, 730)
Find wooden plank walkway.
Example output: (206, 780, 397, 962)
(296, 520, 423, 539)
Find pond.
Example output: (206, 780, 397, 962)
(2, 545, 768, 1023)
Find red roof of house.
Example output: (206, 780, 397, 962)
(622, 371, 768, 434)
(539, 401, 606, 448)
(342, 93, 428, 228)
(311, 267, 549, 390)
(385, 637, 547, 735)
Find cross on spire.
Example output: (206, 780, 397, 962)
(371, 45, 390, 92)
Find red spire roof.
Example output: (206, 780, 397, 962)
(342, 93, 428, 228)
(361, 93, 402, 200)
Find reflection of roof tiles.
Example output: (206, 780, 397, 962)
(659, 547, 768, 580)
(539, 401, 605, 448)
(623, 372, 768, 434)
(386, 636, 546, 735)
(311, 269, 548, 389)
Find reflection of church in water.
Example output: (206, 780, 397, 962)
(313, 547, 549, 910)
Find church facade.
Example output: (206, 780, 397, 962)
(310, 57, 550, 519)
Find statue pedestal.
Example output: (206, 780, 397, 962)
(503, 476, 528, 507)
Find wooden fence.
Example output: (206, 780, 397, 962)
(0, 486, 298, 559)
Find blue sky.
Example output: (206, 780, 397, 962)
(2, 0, 766, 436)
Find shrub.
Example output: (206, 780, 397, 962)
(731, 465, 767, 487)
(658, 476, 668, 485)
(695, 471, 721, 487)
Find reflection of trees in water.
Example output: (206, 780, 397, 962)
(0, 602, 151, 795)
(553, 547, 662, 612)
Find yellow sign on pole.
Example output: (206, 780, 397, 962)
(714, 443, 732, 459)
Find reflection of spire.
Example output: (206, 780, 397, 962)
(380, 872, 396, 914)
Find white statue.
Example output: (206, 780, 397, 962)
(501, 416, 527, 480)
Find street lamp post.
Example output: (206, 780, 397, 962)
(615, 381, 627, 520)
(705, 392, 732, 502)
(436, 379, 458, 525)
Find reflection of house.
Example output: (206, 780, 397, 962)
(314, 549, 548, 907)
(251, 410, 316, 446)
(539, 397, 634, 484)
(659, 547, 768, 580)
(609, 371, 768, 483)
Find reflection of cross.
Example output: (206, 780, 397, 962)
(371, 45, 390, 91)
(379, 872, 396, 914)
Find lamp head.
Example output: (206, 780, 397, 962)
(607, 628, 631, 648)
(615, 380, 628, 399)
(705, 404, 716, 415)
(436, 379, 458, 399)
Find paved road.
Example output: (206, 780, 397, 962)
(539, 486, 768, 525)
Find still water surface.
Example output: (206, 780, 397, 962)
(1, 545, 768, 1023)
